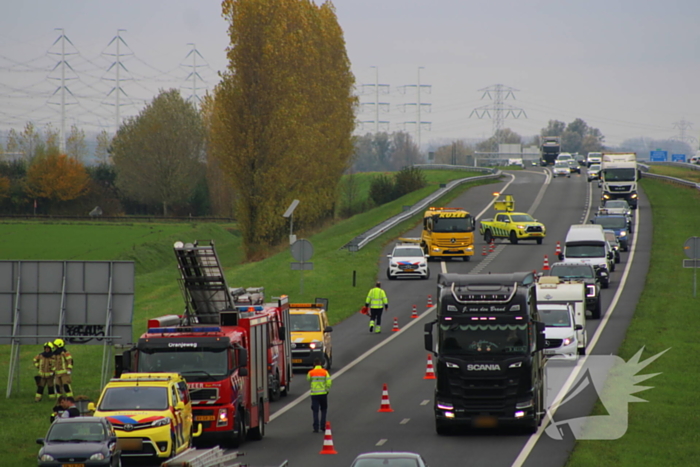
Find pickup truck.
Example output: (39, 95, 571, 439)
(479, 194, 547, 245)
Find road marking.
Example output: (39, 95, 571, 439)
(420, 400, 430, 406)
(376, 439, 388, 446)
(512, 203, 642, 467)
(400, 418, 410, 425)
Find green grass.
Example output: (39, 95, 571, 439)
(566, 177, 700, 466)
(0, 170, 495, 466)
(649, 164, 700, 183)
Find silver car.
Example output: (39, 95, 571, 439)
(587, 164, 601, 181)
(351, 452, 428, 467)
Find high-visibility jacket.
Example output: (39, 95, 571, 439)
(307, 366, 332, 396)
(34, 352, 55, 378)
(365, 287, 388, 309)
(54, 348, 73, 375)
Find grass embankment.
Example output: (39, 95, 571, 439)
(649, 164, 700, 183)
(567, 177, 700, 466)
(0, 169, 495, 465)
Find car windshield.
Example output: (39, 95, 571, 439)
(48, 422, 107, 442)
(605, 201, 629, 209)
(432, 216, 475, 233)
(549, 265, 594, 279)
(565, 244, 606, 258)
(540, 308, 572, 327)
(589, 165, 601, 171)
(99, 386, 168, 411)
(393, 248, 424, 257)
(352, 458, 422, 467)
(555, 162, 568, 168)
(438, 323, 528, 355)
(138, 348, 228, 379)
(594, 217, 627, 229)
(290, 313, 321, 332)
(511, 214, 535, 222)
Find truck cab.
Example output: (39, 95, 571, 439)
(600, 152, 638, 209)
(420, 207, 475, 261)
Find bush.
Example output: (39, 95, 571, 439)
(368, 174, 395, 206)
(393, 166, 426, 198)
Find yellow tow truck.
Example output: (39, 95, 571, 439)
(401, 206, 476, 261)
(479, 194, 546, 244)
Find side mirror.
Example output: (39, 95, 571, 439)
(589, 220, 594, 224)
(175, 401, 185, 411)
(324, 326, 333, 333)
(558, 253, 564, 261)
(36, 438, 45, 445)
(238, 367, 249, 377)
(607, 252, 613, 260)
(108, 436, 117, 444)
(535, 321, 546, 351)
(238, 348, 248, 367)
(386, 254, 392, 258)
(278, 325, 286, 341)
(575, 324, 583, 331)
(504, 219, 510, 223)
(424, 322, 435, 353)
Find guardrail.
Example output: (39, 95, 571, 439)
(160, 447, 289, 467)
(640, 171, 700, 190)
(342, 166, 501, 251)
(646, 161, 700, 171)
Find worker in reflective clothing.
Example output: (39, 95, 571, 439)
(365, 281, 389, 333)
(53, 338, 74, 397)
(33, 342, 56, 402)
(307, 358, 332, 433)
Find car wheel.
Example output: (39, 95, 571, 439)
(592, 300, 602, 319)
(509, 231, 518, 245)
(578, 346, 586, 356)
(248, 403, 265, 441)
(615, 253, 620, 264)
(601, 280, 609, 289)
(536, 238, 543, 245)
(324, 353, 332, 371)
(484, 230, 493, 244)
(386, 268, 395, 280)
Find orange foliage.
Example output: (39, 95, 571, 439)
(0, 176, 9, 199)
(25, 154, 89, 202)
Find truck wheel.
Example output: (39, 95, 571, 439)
(578, 346, 586, 356)
(463, 256, 470, 262)
(509, 231, 518, 245)
(536, 238, 543, 245)
(229, 411, 245, 448)
(324, 353, 332, 371)
(601, 280, 609, 290)
(484, 230, 493, 244)
(269, 372, 281, 402)
(281, 377, 290, 397)
(592, 300, 602, 319)
(248, 404, 265, 441)
(435, 420, 452, 436)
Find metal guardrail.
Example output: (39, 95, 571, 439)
(640, 171, 700, 190)
(646, 161, 700, 171)
(342, 166, 501, 251)
(160, 447, 244, 467)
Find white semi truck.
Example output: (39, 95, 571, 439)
(600, 152, 638, 209)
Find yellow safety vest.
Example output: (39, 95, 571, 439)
(366, 287, 388, 309)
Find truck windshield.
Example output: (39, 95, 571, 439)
(99, 386, 168, 411)
(603, 168, 636, 181)
(594, 217, 627, 229)
(565, 244, 606, 258)
(438, 322, 528, 355)
(432, 216, 475, 233)
(138, 348, 228, 380)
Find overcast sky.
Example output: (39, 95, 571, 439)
(2, 0, 699, 150)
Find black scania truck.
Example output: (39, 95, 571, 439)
(425, 273, 547, 433)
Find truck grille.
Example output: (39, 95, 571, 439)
(447, 374, 519, 415)
(609, 185, 631, 192)
(526, 226, 543, 233)
(545, 338, 563, 348)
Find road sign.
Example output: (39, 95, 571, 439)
(683, 237, 700, 259)
(650, 150, 667, 162)
(683, 260, 700, 268)
(291, 262, 314, 270)
(291, 239, 313, 262)
(672, 154, 686, 162)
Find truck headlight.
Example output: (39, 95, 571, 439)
(515, 398, 533, 409)
(432, 247, 440, 252)
(586, 285, 596, 297)
(516, 225, 525, 229)
(631, 193, 638, 198)
(152, 417, 171, 427)
(602, 194, 610, 199)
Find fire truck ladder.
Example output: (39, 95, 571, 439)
(173, 241, 234, 325)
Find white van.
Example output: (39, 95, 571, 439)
(559, 224, 613, 288)
(536, 277, 587, 356)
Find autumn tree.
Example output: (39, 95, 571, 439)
(25, 153, 89, 205)
(111, 89, 205, 216)
(388, 132, 422, 170)
(433, 140, 474, 166)
(476, 128, 522, 153)
(210, 0, 357, 256)
(65, 124, 88, 161)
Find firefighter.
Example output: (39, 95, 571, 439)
(365, 281, 389, 334)
(33, 342, 56, 402)
(53, 338, 74, 397)
(307, 358, 332, 433)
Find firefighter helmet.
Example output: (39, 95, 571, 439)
(44, 341, 54, 350)
(53, 338, 65, 348)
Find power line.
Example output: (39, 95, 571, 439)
(359, 65, 390, 133)
(399, 66, 431, 151)
(469, 84, 526, 151)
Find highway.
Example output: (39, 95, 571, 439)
(218, 167, 651, 467)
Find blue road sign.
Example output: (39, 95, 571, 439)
(650, 150, 668, 162)
(672, 154, 686, 162)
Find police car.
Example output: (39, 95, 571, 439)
(386, 243, 430, 280)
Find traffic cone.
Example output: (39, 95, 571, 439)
(319, 421, 338, 455)
(411, 305, 418, 319)
(378, 384, 394, 412)
(555, 241, 561, 256)
(543, 255, 550, 271)
(392, 317, 400, 332)
(427, 295, 433, 308)
(424, 354, 436, 380)
(489, 240, 495, 253)
(482, 245, 487, 256)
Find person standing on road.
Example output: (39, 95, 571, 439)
(365, 281, 389, 334)
(307, 358, 332, 433)
(53, 338, 74, 397)
(33, 342, 56, 402)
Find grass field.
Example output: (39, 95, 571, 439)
(567, 177, 700, 466)
(0, 169, 494, 465)
(649, 164, 700, 183)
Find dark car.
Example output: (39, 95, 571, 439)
(37, 417, 121, 467)
(567, 159, 581, 174)
(591, 214, 631, 251)
(545, 262, 604, 319)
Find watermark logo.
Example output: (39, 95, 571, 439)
(545, 347, 669, 440)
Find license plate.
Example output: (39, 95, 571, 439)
(195, 415, 215, 421)
(530, 233, 542, 236)
(292, 359, 303, 363)
(62, 464, 85, 467)
(404, 269, 415, 272)
(544, 349, 556, 355)
(473, 416, 498, 428)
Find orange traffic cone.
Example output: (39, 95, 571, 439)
(555, 241, 561, 256)
(482, 245, 487, 256)
(424, 354, 436, 380)
(378, 384, 394, 412)
(489, 240, 495, 253)
(319, 421, 338, 455)
(411, 305, 418, 319)
(543, 255, 550, 271)
(427, 295, 433, 308)
(392, 317, 400, 332)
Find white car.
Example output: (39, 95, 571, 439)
(386, 243, 430, 280)
(553, 161, 571, 177)
(539, 304, 580, 361)
(587, 164, 602, 181)
(601, 199, 632, 219)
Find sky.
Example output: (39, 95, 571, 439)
(2, 0, 700, 151)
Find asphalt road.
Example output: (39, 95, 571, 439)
(196, 167, 651, 467)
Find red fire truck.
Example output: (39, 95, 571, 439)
(115, 241, 292, 447)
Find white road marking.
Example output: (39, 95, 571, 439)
(420, 400, 430, 406)
(400, 418, 410, 425)
(512, 203, 642, 467)
(376, 439, 388, 446)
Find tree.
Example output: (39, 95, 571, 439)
(111, 89, 205, 216)
(389, 132, 422, 170)
(65, 125, 88, 161)
(210, 0, 357, 257)
(94, 130, 112, 164)
(433, 140, 474, 165)
(541, 120, 566, 138)
(476, 128, 522, 153)
(25, 153, 89, 204)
